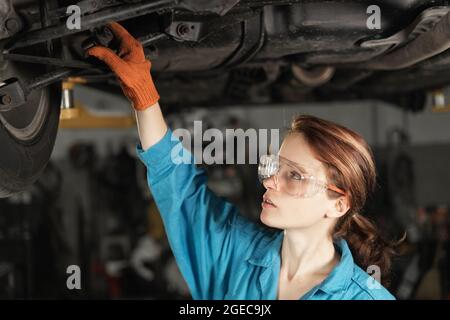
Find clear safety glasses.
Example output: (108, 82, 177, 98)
(258, 154, 346, 198)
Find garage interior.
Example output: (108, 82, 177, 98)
(0, 82, 449, 299)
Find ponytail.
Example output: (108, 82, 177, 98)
(334, 213, 405, 287)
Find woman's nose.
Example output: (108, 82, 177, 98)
(262, 175, 277, 190)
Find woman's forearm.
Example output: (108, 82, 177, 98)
(86, 22, 166, 152)
(134, 102, 168, 151)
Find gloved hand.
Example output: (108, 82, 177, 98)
(87, 22, 160, 111)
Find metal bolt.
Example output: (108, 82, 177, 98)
(95, 26, 114, 47)
(176, 23, 190, 37)
(0, 94, 12, 105)
(5, 18, 20, 33)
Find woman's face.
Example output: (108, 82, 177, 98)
(260, 132, 338, 230)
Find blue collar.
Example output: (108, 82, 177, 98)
(246, 230, 283, 267)
(318, 238, 355, 294)
(247, 231, 355, 295)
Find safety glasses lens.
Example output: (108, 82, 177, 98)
(258, 154, 279, 182)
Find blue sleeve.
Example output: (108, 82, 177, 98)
(136, 128, 251, 299)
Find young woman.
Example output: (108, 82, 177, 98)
(88, 22, 398, 300)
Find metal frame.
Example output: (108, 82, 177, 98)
(2, 0, 178, 51)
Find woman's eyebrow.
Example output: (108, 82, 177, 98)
(279, 155, 311, 174)
(293, 163, 310, 174)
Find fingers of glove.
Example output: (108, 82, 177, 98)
(108, 22, 145, 62)
(107, 22, 145, 62)
(87, 46, 128, 79)
(124, 40, 146, 63)
(107, 22, 133, 42)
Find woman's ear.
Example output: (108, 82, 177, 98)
(327, 196, 350, 218)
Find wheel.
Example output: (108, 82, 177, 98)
(0, 46, 62, 198)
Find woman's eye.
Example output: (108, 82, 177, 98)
(289, 171, 302, 180)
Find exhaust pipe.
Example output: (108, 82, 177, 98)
(364, 11, 450, 70)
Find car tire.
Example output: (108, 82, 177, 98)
(0, 78, 61, 198)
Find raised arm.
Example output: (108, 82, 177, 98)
(86, 22, 266, 299)
(86, 21, 167, 150)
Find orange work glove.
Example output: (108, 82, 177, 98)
(87, 22, 160, 111)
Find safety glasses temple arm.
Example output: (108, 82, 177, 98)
(326, 184, 346, 196)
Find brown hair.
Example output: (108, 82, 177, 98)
(289, 115, 403, 287)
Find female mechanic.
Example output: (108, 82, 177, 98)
(87, 22, 399, 300)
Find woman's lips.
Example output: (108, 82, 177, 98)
(262, 201, 277, 209)
(262, 195, 277, 208)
